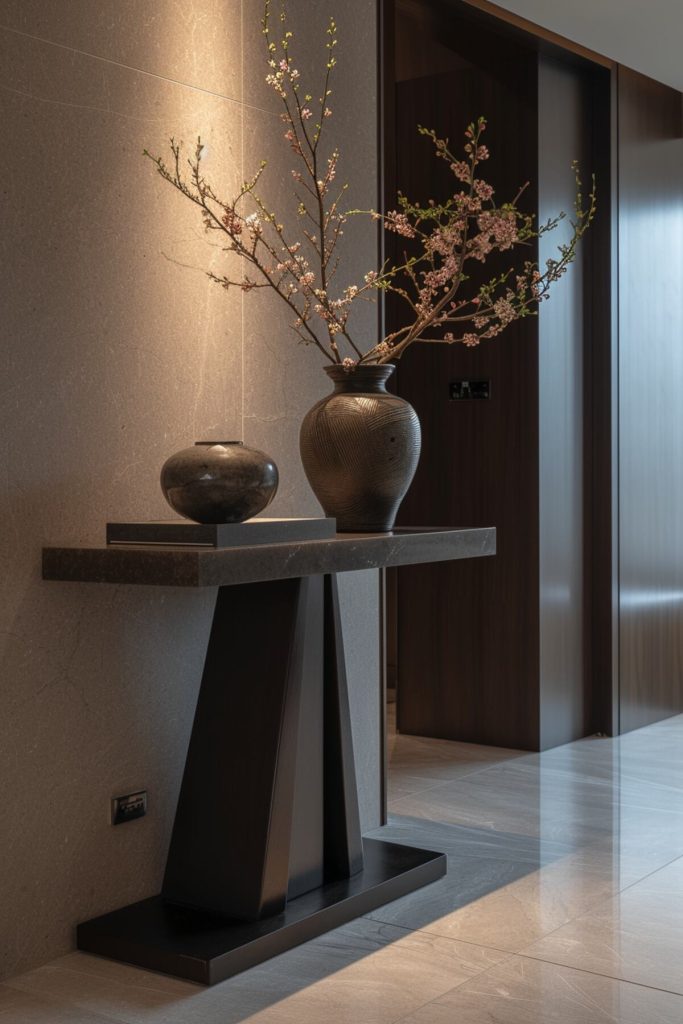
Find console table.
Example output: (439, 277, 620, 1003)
(43, 526, 495, 985)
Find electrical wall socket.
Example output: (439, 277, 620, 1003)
(111, 790, 147, 825)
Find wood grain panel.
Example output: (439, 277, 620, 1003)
(617, 67, 683, 732)
(387, 0, 612, 749)
(390, 18, 542, 748)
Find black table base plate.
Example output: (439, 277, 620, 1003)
(77, 838, 446, 985)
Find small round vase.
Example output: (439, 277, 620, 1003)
(160, 441, 278, 524)
(300, 364, 421, 533)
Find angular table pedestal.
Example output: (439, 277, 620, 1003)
(43, 528, 494, 984)
(76, 574, 445, 984)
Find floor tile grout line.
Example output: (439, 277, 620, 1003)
(514, 951, 683, 1001)
(388, 777, 683, 871)
(389, 763, 683, 822)
(387, 757, 532, 809)
(389, 755, 526, 782)
(388, 774, 485, 806)
(364, 912, 523, 959)
(0, 22, 280, 118)
(378, 820, 581, 861)
(389, 951, 683, 1023)
(509, 847, 683, 962)
(394, 749, 683, 795)
(4, 922, 509, 1003)
(365, 836, 683, 977)
(381, 948, 519, 1024)
(596, 848, 683, 899)
(506, 759, 683, 797)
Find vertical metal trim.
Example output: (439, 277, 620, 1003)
(611, 64, 621, 735)
(377, 0, 389, 826)
(379, 568, 388, 824)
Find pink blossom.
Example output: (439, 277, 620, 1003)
(493, 297, 516, 325)
(384, 211, 416, 238)
(474, 180, 494, 201)
(476, 211, 518, 251)
(450, 160, 471, 183)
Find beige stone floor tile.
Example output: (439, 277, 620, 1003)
(521, 855, 683, 995)
(387, 774, 446, 805)
(534, 734, 683, 791)
(0, 982, 121, 1022)
(388, 732, 526, 785)
(365, 813, 678, 952)
(4, 961, 184, 1023)
(394, 956, 683, 1024)
(366, 850, 624, 952)
(5, 920, 507, 1024)
(371, 814, 578, 867)
(388, 754, 683, 852)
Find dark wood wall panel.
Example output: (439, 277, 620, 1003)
(617, 67, 683, 733)
(387, 0, 612, 750)
(391, 12, 543, 749)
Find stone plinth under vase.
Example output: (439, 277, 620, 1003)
(300, 365, 421, 533)
(42, 526, 496, 984)
(105, 517, 336, 548)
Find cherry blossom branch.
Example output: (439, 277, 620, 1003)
(145, 5, 595, 371)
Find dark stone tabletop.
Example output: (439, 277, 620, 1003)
(42, 526, 496, 588)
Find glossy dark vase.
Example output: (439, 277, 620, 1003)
(161, 441, 278, 524)
(300, 365, 421, 533)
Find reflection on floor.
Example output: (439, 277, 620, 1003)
(5, 715, 683, 1022)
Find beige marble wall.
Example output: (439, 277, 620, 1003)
(0, 0, 379, 980)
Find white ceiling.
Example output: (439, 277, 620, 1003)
(490, 0, 683, 92)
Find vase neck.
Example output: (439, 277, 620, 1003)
(324, 364, 395, 394)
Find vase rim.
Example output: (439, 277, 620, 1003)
(194, 440, 243, 446)
(324, 363, 395, 381)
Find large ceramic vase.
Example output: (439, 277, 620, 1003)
(300, 364, 421, 533)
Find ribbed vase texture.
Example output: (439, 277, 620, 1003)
(300, 364, 421, 533)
